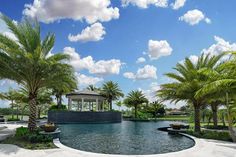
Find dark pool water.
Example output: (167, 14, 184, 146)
(58, 121, 194, 155)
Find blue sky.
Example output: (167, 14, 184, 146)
(1, 0, 236, 108)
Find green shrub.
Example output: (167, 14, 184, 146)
(15, 127, 29, 138)
(7, 118, 20, 121)
(15, 127, 53, 143)
(186, 129, 232, 142)
(49, 105, 67, 111)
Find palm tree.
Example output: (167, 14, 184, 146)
(86, 85, 99, 91)
(51, 66, 77, 108)
(100, 81, 124, 110)
(195, 51, 236, 141)
(0, 88, 19, 119)
(115, 100, 123, 111)
(157, 53, 223, 133)
(0, 15, 75, 131)
(124, 90, 148, 119)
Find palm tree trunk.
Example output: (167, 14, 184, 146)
(194, 104, 201, 133)
(226, 92, 236, 142)
(109, 99, 112, 110)
(134, 105, 137, 119)
(28, 92, 37, 132)
(11, 100, 14, 119)
(211, 103, 218, 128)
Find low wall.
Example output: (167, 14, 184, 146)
(48, 111, 122, 124)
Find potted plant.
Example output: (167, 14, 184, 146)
(170, 124, 183, 130)
(41, 122, 57, 132)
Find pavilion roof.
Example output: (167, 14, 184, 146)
(66, 89, 102, 97)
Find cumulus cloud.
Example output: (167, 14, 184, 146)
(148, 39, 173, 60)
(23, 0, 119, 24)
(68, 22, 106, 42)
(0, 19, 18, 41)
(179, 9, 211, 25)
(123, 65, 157, 80)
(63, 47, 123, 76)
(121, 0, 168, 9)
(136, 57, 146, 63)
(202, 36, 236, 56)
(76, 73, 103, 86)
(180, 36, 236, 65)
(179, 55, 198, 65)
(171, 0, 186, 10)
(139, 82, 160, 102)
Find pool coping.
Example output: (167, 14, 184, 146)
(53, 133, 198, 157)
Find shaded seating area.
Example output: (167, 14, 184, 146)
(66, 89, 106, 112)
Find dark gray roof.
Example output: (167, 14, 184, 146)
(66, 89, 102, 97)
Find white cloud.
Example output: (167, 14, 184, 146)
(171, 0, 186, 10)
(23, 0, 119, 24)
(0, 19, 18, 41)
(179, 55, 198, 65)
(2, 31, 17, 41)
(136, 57, 146, 63)
(205, 17, 211, 24)
(123, 72, 136, 79)
(179, 9, 211, 25)
(68, 22, 106, 42)
(148, 39, 172, 60)
(124, 65, 157, 80)
(76, 73, 103, 86)
(139, 82, 160, 102)
(121, 0, 168, 9)
(201, 36, 236, 56)
(63, 47, 123, 76)
(180, 36, 236, 65)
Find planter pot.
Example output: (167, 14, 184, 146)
(170, 124, 183, 130)
(42, 125, 57, 132)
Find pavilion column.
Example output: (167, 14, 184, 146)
(68, 97, 72, 110)
(96, 98, 99, 111)
(81, 98, 84, 111)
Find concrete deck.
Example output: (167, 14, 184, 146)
(0, 124, 235, 157)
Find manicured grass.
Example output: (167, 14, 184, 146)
(1, 136, 57, 149)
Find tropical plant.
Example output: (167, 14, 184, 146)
(51, 66, 77, 108)
(0, 88, 19, 119)
(195, 51, 236, 141)
(157, 53, 223, 133)
(115, 100, 123, 111)
(100, 81, 124, 110)
(146, 101, 165, 119)
(123, 90, 148, 119)
(0, 15, 75, 131)
(86, 85, 99, 91)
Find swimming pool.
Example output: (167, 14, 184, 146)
(58, 121, 194, 155)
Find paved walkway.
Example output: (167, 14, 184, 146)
(0, 124, 235, 157)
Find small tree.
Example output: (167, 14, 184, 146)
(124, 90, 148, 119)
(100, 81, 124, 110)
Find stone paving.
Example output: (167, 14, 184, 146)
(0, 124, 235, 157)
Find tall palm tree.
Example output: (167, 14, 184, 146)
(195, 51, 236, 141)
(100, 81, 124, 110)
(0, 15, 75, 131)
(124, 90, 148, 119)
(157, 53, 223, 133)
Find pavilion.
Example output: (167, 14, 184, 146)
(66, 89, 107, 112)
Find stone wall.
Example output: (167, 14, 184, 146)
(48, 111, 122, 123)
